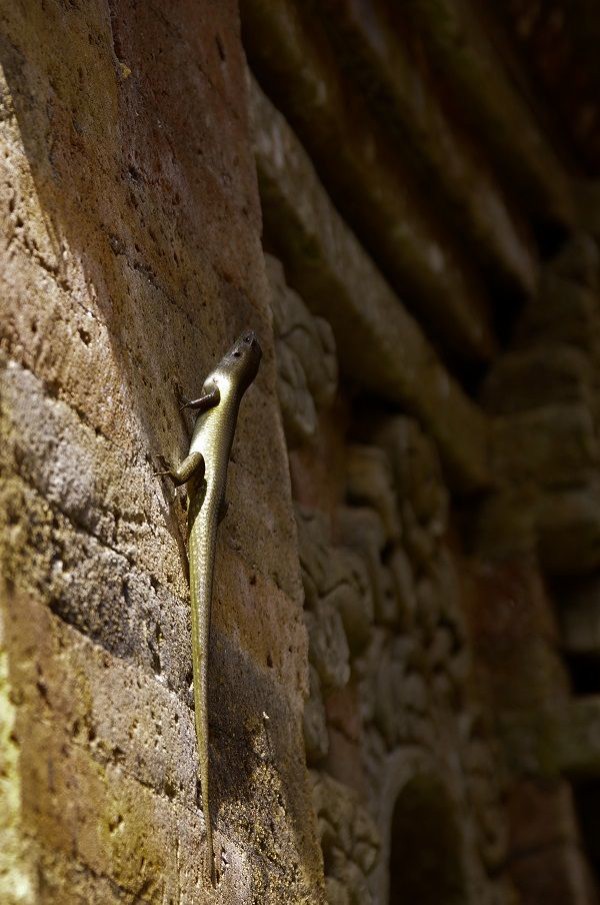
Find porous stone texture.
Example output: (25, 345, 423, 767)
(0, 1, 323, 902)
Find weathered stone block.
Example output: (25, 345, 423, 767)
(405, 0, 574, 225)
(337, 507, 392, 626)
(372, 416, 449, 535)
(296, 507, 337, 608)
(482, 345, 592, 415)
(557, 697, 600, 779)
(325, 875, 350, 905)
(332, 548, 374, 653)
(415, 576, 440, 639)
(508, 780, 582, 856)
(316, 0, 537, 300)
(551, 233, 600, 290)
(473, 487, 538, 559)
(516, 274, 599, 352)
(373, 651, 410, 749)
(537, 483, 600, 576)
(509, 842, 598, 905)
(387, 547, 417, 628)
(492, 404, 598, 488)
(310, 771, 379, 894)
(2, 588, 324, 902)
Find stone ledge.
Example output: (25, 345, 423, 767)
(482, 346, 592, 415)
(249, 76, 491, 492)
(241, 0, 497, 365)
(317, 0, 537, 299)
(405, 0, 575, 228)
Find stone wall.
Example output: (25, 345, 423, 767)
(0, 2, 322, 902)
(3, 1, 600, 904)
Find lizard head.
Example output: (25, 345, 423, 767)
(220, 330, 262, 392)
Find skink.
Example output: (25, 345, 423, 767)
(165, 330, 261, 884)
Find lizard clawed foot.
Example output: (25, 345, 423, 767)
(173, 381, 191, 412)
(153, 456, 173, 479)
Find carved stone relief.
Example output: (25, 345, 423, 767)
(270, 253, 514, 905)
(266, 253, 338, 448)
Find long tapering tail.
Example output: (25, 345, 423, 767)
(188, 480, 218, 886)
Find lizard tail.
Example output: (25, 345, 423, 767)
(188, 490, 218, 886)
(194, 644, 215, 886)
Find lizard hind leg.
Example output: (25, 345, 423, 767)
(168, 451, 205, 487)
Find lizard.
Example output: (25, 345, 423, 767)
(163, 330, 262, 885)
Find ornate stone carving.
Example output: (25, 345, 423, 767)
(266, 254, 337, 447)
(311, 771, 380, 905)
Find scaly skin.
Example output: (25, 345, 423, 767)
(167, 331, 261, 885)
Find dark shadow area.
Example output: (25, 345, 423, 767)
(533, 220, 571, 261)
(388, 775, 467, 905)
(574, 779, 600, 890)
(567, 654, 600, 696)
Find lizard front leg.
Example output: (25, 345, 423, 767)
(158, 383, 221, 485)
(179, 382, 220, 413)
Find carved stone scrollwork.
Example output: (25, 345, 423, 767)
(345, 445, 401, 545)
(461, 713, 510, 873)
(286, 312, 511, 903)
(266, 254, 338, 447)
(371, 416, 449, 569)
(311, 771, 380, 905)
